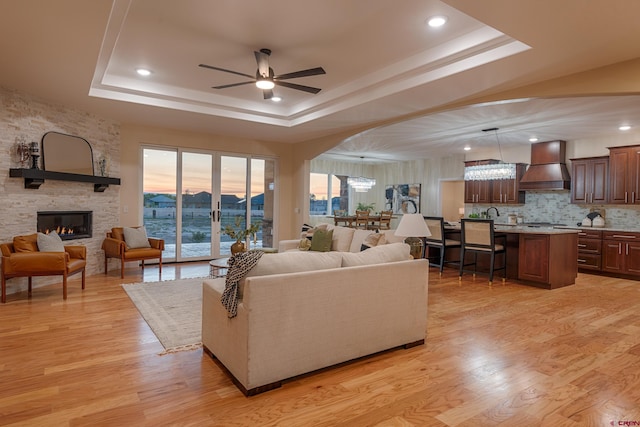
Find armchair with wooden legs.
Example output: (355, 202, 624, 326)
(102, 227, 164, 278)
(1, 234, 86, 303)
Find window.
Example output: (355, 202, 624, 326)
(310, 173, 348, 215)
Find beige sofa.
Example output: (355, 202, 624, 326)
(278, 224, 405, 253)
(202, 243, 429, 396)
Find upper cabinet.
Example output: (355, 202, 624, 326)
(464, 160, 493, 204)
(464, 179, 491, 203)
(490, 163, 527, 204)
(570, 156, 608, 204)
(608, 145, 640, 204)
(464, 161, 526, 204)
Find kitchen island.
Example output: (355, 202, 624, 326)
(441, 224, 579, 289)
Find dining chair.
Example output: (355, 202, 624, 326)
(355, 210, 370, 229)
(374, 210, 393, 230)
(459, 219, 506, 285)
(424, 216, 461, 276)
(332, 209, 349, 227)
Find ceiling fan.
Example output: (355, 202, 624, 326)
(199, 48, 326, 100)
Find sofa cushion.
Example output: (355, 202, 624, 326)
(13, 234, 38, 252)
(383, 229, 406, 244)
(123, 227, 151, 249)
(303, 223, 328, 240)
(328, 225, 355, 252)
(310, 228, 333, 252)
(349, 229, 372, 252)
(239, 251, 343, 298)
(360, 232, 385, 251)
(298, 238, 312, 251)
(37, 232, 64, 252)
(341, 242, 411, 267)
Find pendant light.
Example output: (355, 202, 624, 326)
(348, 157, 376, 192)
(464, 128, 516, 181)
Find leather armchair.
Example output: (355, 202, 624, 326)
(102, 227, 164, 278)
(1, 234, 86, 303)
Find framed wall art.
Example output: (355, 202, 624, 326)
(384, 183, 421, 214)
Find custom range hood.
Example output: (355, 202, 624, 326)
(519, 140, 571, 190)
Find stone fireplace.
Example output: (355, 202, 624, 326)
(37, 211, 93, 240)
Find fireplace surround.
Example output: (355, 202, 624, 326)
(37, 211, 92, 240)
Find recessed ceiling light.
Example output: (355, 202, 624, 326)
(427, 15, 447, 28)
(271, 96, 282, 102)
(464, 146, 471, 151)
(136, 68, 152, 76)
(619, 125, 631, 131)
(529, 137, 538, 142)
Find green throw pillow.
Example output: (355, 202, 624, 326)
(310, 228, 333, 252)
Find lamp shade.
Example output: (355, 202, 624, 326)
(394, 213, 431, 238)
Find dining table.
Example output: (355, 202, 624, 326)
(328, 214, 395, 229)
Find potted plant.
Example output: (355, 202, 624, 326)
(223, 216, 261, 255)
(356, 202, 375, 212)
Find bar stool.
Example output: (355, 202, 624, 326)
(459, 219, 506, 285)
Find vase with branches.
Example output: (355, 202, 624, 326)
(223, 216, 261, 254)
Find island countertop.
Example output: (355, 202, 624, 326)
(445, 224, 580, 235)
(441, 224, 578, 289)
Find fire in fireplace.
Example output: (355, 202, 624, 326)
(37, 211, 92, 240)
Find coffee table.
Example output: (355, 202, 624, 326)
(209, 257, 230, 278)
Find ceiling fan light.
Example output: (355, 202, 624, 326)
(256, 79, 275, 90)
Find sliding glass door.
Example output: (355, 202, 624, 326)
(181, 152, 213, 259)
(143, 147, 276, 261)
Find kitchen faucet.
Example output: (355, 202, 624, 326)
(486, 206, 500, 219)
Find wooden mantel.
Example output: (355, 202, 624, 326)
(9, 168, 121, 192)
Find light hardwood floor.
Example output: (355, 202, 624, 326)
(1, 263, 639, 426)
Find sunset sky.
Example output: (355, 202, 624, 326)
(143, 148, 265, 197)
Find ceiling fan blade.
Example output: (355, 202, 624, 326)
(254, 50, 270, 78)
(275, 67, 326, 80)
(274, 80, 322, 94)
(212, 81, 254, 89)
(199, 63, 254, 79)
(263, 89, 273, 100)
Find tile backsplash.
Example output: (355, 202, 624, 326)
(470, 190, 640, 229)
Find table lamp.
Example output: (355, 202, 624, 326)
(394, 213, 431, 259)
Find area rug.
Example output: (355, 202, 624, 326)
(122, 277, 205, 355)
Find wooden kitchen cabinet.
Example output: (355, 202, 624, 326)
(518, 232, 578, 289)
(602, 231, 640, 276)
(464, 179, 491, 203)
(577, 229, 602, 271)
(608, 145, 640, 204)
(490, 163, 526, 204)
(570, 156, 608, 204)
(464, 160, 496, 203)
